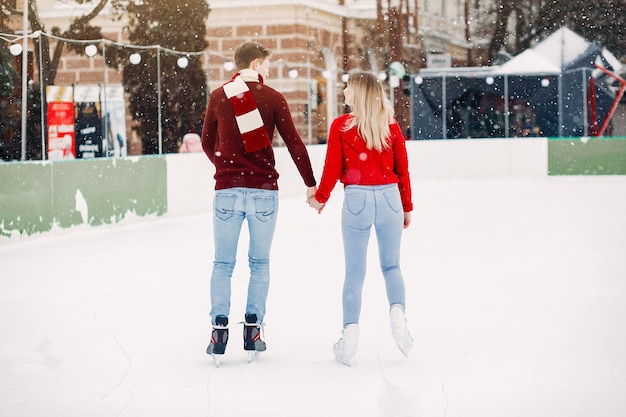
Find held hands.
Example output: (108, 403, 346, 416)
(307, 196, 325, 213)
(305, 186, 325, 214)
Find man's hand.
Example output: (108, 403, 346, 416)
(306, 186, 317, 201)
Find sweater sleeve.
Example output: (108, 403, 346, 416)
(391, 122, 413, 212)
(201, 91, 219, 164)
(274, 95, 317, 187)
(315, 118, 345, 203)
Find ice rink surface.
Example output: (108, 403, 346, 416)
(2, 176, 626, 417)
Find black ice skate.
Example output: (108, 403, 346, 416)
(206, 315, 229, 366)
(243, 313, 266, 362)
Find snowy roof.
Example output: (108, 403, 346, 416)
(532, 27, 622, 73)
(418, 66, 499, 77)
(533, 27, 592, 70)
(419, 27, 622, 78)
(492, 49, 561, 75)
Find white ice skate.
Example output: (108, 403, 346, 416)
(390, 304, 413, 357)
(333, 323, 359, 366)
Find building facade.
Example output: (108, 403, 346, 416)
(4, 0, 490, 154)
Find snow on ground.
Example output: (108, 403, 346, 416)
(1, 175, 626, 417)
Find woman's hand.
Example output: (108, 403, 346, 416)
(307, 196, 326, 214)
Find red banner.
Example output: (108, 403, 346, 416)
(47, 86, 75, 160)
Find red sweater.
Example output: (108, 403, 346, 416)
(202, 75, 316, 190)
(315, 114, 413, 212)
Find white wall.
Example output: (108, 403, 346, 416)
(165, 138, 548, 216)
(407, 138, 548, 179)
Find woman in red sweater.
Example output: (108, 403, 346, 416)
(308, 71, 413, 366)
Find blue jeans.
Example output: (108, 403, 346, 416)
(210, 188, 278, 325)
(341, 184, 406, 326)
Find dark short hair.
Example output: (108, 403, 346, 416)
(234, 42, 271, 70)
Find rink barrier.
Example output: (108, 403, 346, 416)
(0, 156, 166, 238)
(548, 137, 626, 175)
(1, 137, 624, 239)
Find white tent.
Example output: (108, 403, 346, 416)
(493, 49, 561, 75)
(533, 27, 622, 73)
(494, 27, 621, 76)
(411, 27, 623, 139)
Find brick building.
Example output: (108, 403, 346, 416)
(4, 0, 487, 155)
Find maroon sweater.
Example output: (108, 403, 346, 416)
(202, 75, 316, 190)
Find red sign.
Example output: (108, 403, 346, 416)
(47, 86, 75, 160)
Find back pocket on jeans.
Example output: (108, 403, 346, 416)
(345, 192, 366, 215)
(383, 190, 402, 213)
(214, 193, 236, 221)
(254, 195, 276, 222)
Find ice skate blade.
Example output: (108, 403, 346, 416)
(333, 343, 355, 367)
(335, 356, 354, 367)
(247, 351, 257, 362)
(212, 354, 223, 367)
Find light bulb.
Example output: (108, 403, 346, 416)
(9, 43, 22, 56)
(177, 57, 189, 68)
(85, 44, 98, 57)
(129, 53, 142, 65)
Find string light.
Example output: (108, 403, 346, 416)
(85, 44, 97, 57)
(176, 56, 189, 68)
(129, 53, 142, 65)
(9, 43, 22, 56)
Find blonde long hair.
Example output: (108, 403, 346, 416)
(343, 72, 395, 151)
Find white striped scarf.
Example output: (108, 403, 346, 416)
(223, 70, 271, 153)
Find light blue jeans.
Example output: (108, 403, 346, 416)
(341, 184, 406, 326)
(210, 188, 278, 325)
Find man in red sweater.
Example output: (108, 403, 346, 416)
(202, 41, 317, 364)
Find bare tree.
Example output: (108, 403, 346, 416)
(487, 0, 625, 64)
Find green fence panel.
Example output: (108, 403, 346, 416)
(0, 162, 54, 237)
(548, 137, 626, 175)
(51, 157, 167, 228)
(1, 156, 167, 238)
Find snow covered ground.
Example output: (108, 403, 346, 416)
(1, 175, 626, 417)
